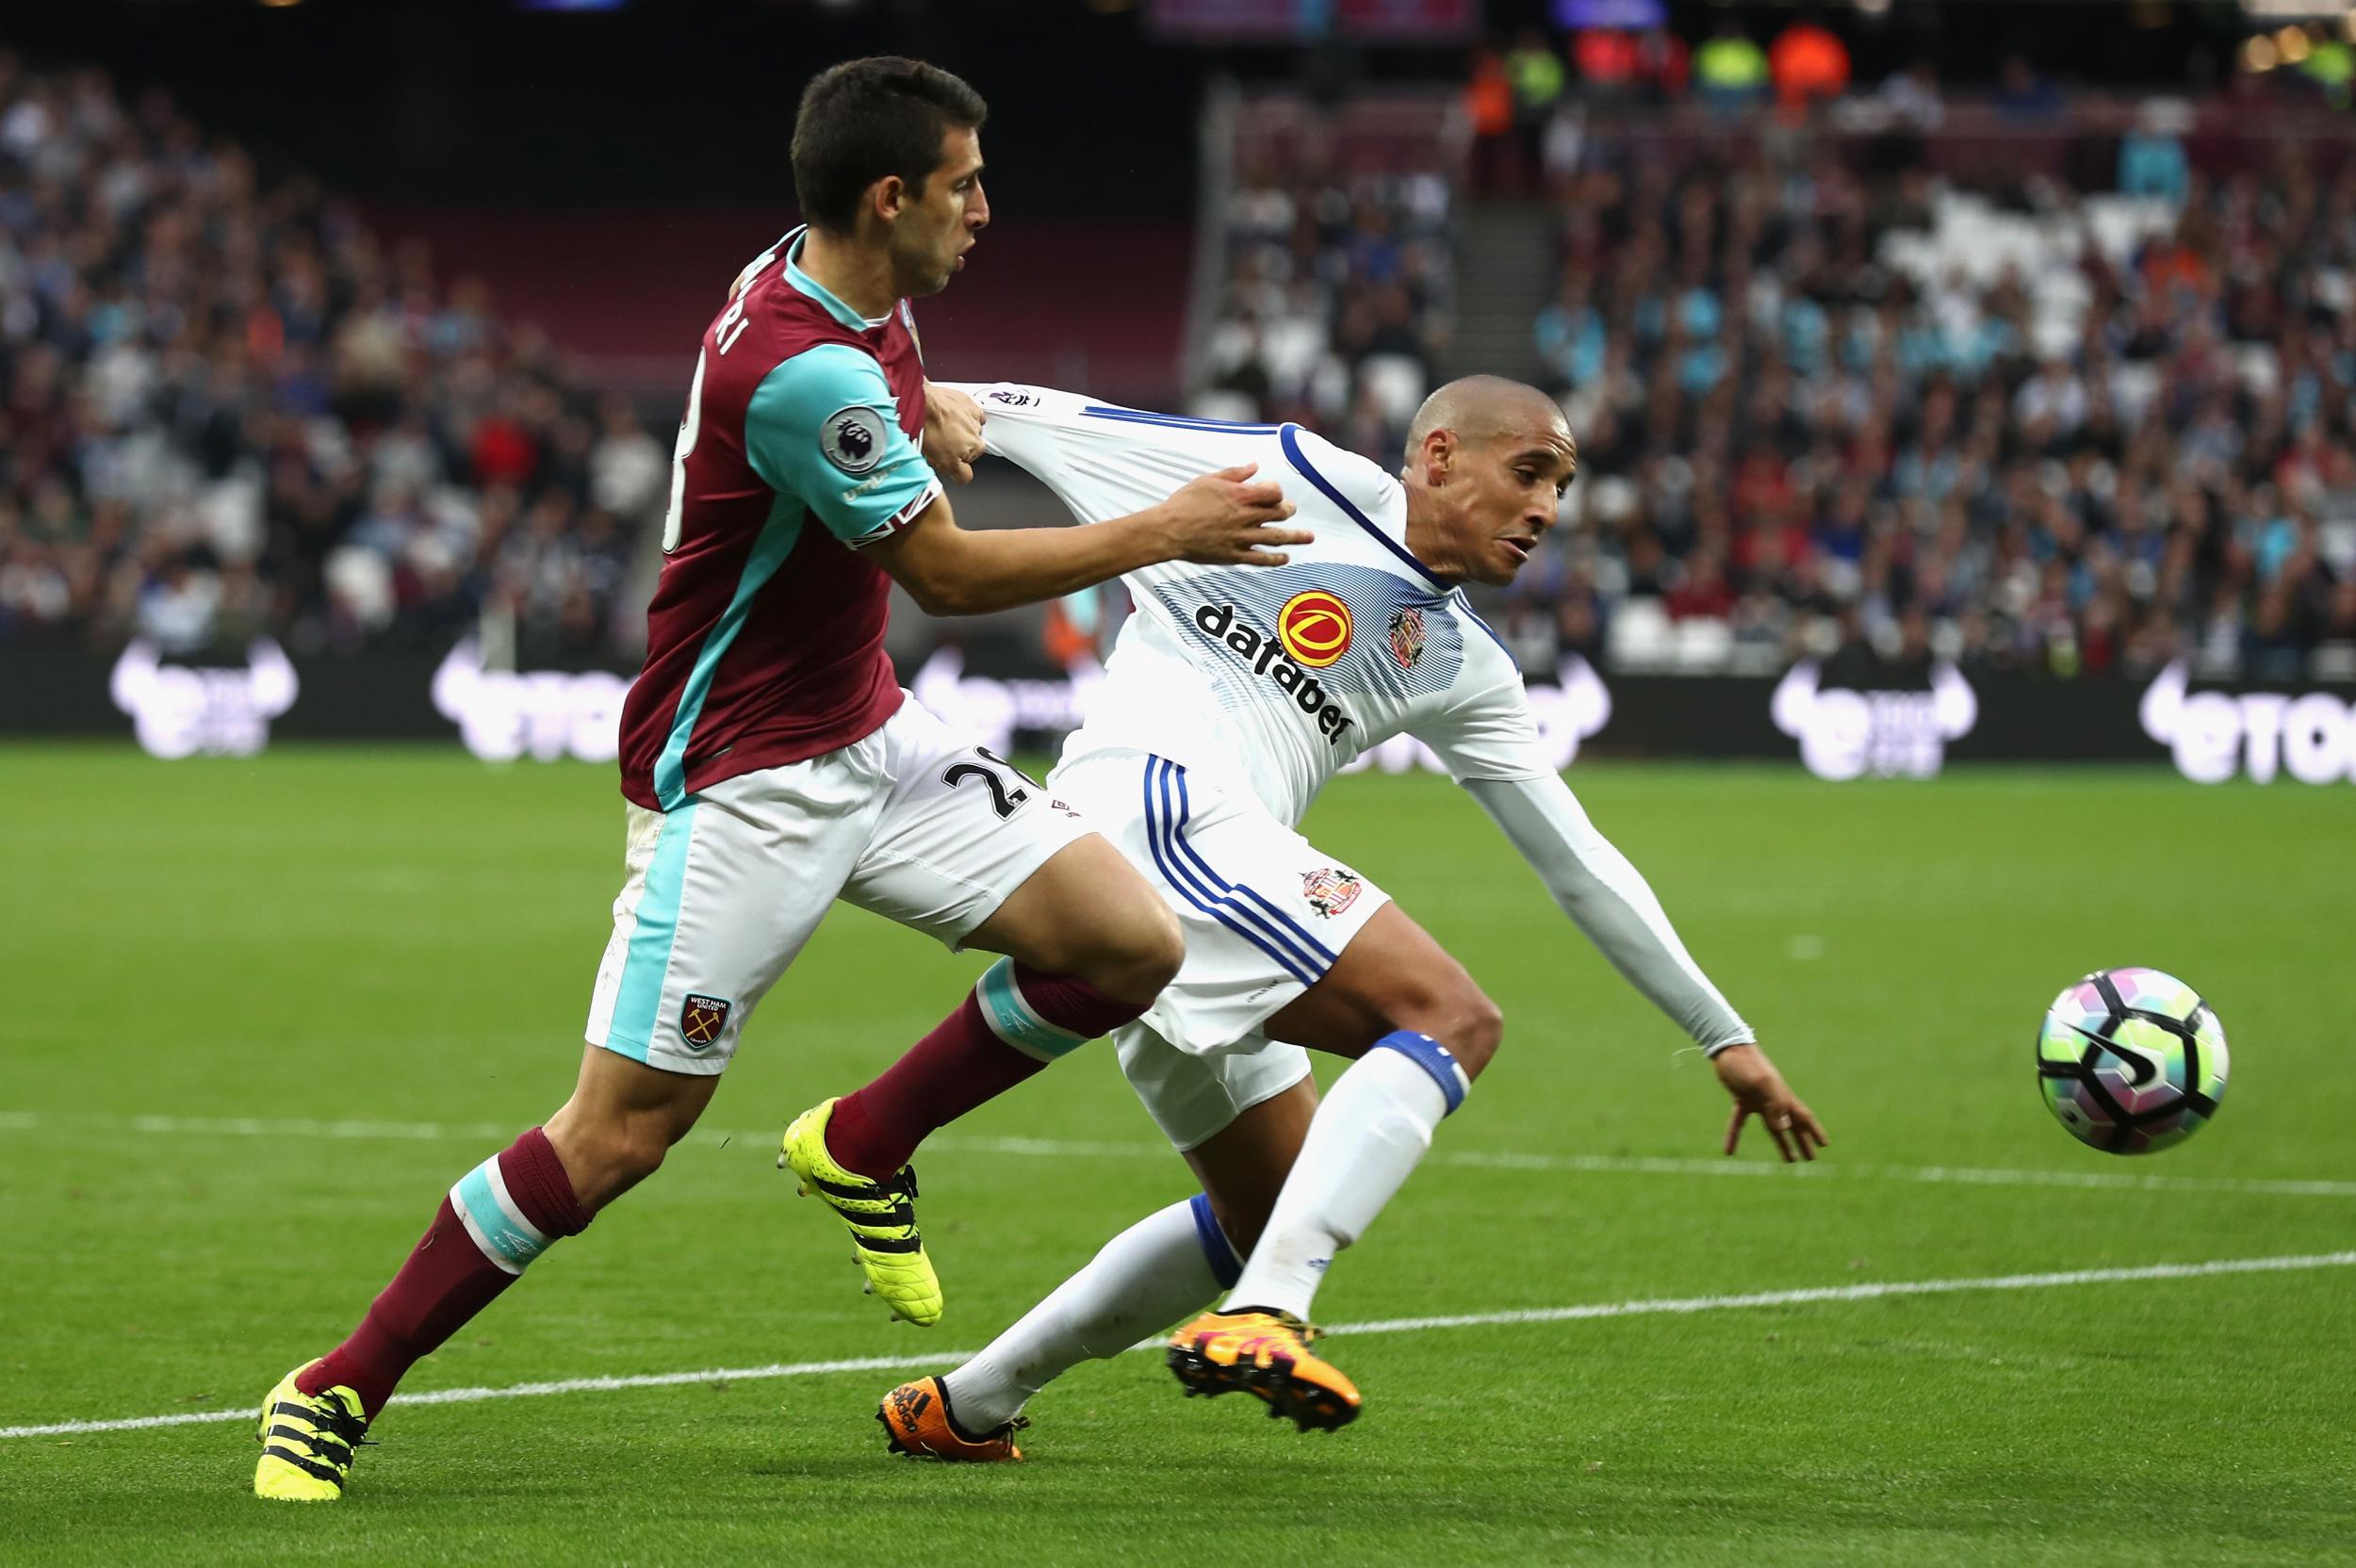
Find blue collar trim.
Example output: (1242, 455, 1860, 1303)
(1277, 423, 1448, 593)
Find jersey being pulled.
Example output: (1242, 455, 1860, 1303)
(954, 384, 1555, 826)
(618, 229, 941, 810)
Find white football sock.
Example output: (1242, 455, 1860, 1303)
(1222, 1032, 1469, 1323)
(941, 1196, 1237, 1431)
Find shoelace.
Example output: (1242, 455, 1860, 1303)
(318, 1394, 378, 1448)
(280, 1390, 376, 1453)
(1236, 1312, 1317, 1342)
(975, 1414, 1033, 1444)
(1219, 1314, 1318, 1364)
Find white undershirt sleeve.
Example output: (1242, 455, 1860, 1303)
(1461, 772, 1755, 1054)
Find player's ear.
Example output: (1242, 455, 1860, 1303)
(1423, 429, 1457, 486)
(869, 173, 908, 226)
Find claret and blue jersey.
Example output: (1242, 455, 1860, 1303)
(617, 228, 944, 811)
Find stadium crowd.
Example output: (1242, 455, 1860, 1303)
(0, 52, 668, 657)
(1501, 119, 2356, 683)
(11, 34, 2356, 688)
(1198, 138, 1457, 474)
(1202, 40, 2356, 683)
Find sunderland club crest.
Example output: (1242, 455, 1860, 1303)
(1386, 607, 1427, 671)
(679, 993, 733, 1049)
(1301, 865, 1363, 920)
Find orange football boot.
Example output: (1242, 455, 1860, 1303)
(1166, 1307, 1362, 1431)
(876, 1377, 1026, 1462)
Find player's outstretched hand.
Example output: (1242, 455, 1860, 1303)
(922, 384, 988, 484)
(1712, 1042, 1828, 1163)
(1159, 464, 1311, 565)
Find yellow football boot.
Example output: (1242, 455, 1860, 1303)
(253, 1361, 370, 1501)
(779, 1098, 942, 1327)
(876, 1377, 1026, 1462)
(1167, 1307, 1362, 1431)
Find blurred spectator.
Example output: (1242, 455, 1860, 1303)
(2117, 101, 2191, 203)
(1993, 55, 2064, 122)
(1768, 11, 1851, 114)
(0, 51, 663, 657)
(1540, 102, 1589, 195)
(1664, 543, 1736, 621)
(1571, 26, 1642, 102)
(1501, 29, 1566, 191)
(1572, 25, 1689, 106)
(1876, 59, 1944, 133)
(590, 398, 665, 519)
(2299, 31, 2355, 108)
(1693, 21, 1770, 113)
(1464, 48, 1515, 192)
(1505, 27, 1567, 140)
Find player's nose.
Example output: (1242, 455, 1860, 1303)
(968, 184, 990, 232)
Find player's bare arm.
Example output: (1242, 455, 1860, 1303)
(865, 464, 1307, 616)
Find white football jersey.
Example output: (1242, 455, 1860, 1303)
(953, 384, 1554, 826)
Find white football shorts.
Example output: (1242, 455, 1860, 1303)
(1050, 749, 1393, 1151)
(586, 694, 1090, 1075)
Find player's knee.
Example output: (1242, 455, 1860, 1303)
(1391, 984, 1502, 1077)
(554, 1114, 672, 1209)
(1078, 901, 1184, 1003)
(1132, 903, 1186, 993)
(1450, 991, 1505, 1077)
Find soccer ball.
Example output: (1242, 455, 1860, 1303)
(2037, 967, 2229, 1155)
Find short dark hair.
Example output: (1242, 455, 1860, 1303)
(792, 57, 988, 234)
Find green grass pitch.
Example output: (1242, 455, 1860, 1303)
(2, 744, 2352, 1565)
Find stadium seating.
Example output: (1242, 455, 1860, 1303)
(1193, 91, 1457, 465)
(0, 55, 663, 659)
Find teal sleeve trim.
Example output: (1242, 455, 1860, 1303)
(745, 345, 940, 547)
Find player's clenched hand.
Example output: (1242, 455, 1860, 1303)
(922, 384, 987, 484)
(1712, 1042, 1828, 1163)
(1156, 464, 1310, 565)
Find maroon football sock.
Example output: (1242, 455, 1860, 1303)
(824, 964, 1147, 1180)
(299, 1127, 591, 1418)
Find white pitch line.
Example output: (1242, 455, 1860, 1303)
(123, 1114, 512, 1143)
(8, 1111, 2356, 1201)
(8, 1250, 2353, 1443)
(0, 1352, 956, 1441)
(1318, 1250, 2356, 1335)
(1432, 1148, 2356, 1200)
